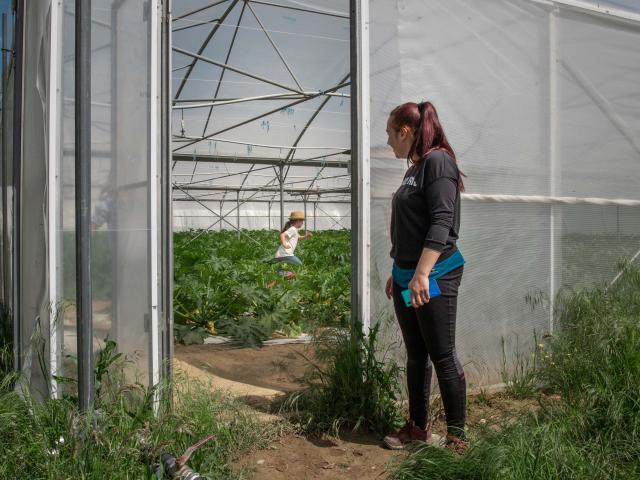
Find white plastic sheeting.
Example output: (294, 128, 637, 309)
(171, 0, 351, 230)
(48, 0, 164, 391)
(369, 0, 640, 384)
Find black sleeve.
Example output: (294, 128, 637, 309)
(423, 176, 457, 252)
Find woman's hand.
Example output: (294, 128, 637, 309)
(408, 272, 430, 308)
(385, 276, 393, 299)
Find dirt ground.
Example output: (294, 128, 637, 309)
(175, 343, 539, 480)
(175, 342, 315, 394)
(237, 431, 404, 480)
(176, 342, 404, 478)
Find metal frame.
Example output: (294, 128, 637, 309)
(47, 0, 63, 399)
(161, 0, 174, 391)
(149, 0, 161, 389)
(12, 0, 25, 373)
(0, 13, 6, 304)
(171, 0, 353, 232)
(75, 0, 93, 412)
(349, 0, 369, 333)
(549, 8, 559, 335)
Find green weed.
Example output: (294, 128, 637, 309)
(500, 335, 540, 399)
(280, 324, 403, 436)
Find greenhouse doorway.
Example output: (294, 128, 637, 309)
(169, 0, 355, 402)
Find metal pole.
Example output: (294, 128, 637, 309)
(161, 0, 174, 391)
(236, 191, 240, 236)
(0, 13, 6, 304)
(268, 201, 271, 230)
(75, 0, 94, 411)
(349, 0, 371, 334)
(313, 201, 317, 231)
(303, 196, 307, 231)
(549, 9, 558, 335)
(12, 0, 26, 371)
(279, 164, 284, 229)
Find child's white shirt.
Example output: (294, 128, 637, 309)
(275, 226, 299, 257)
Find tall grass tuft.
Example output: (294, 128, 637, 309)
(280, 323, 403, 436)
(392, 264, 640, 480)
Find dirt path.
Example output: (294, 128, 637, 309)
(237, 431, 403, 480)
(175, 342, 313, 394)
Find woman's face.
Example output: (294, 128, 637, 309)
(386, 116, 413, 159)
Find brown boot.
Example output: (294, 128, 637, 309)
(383, 420, 431, 450)
(445, 434, 467, 455)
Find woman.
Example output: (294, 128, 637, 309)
(381, 101, 467, 454)
(274, 210, 312, 265)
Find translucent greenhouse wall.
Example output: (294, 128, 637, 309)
(368, 0, 640, 385)
(51, 0, 165, 393)
(7, 0, 166, 397)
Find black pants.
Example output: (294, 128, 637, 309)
(392, 266, 465, 436)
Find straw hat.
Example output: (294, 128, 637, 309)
(289, 210, 305, 221)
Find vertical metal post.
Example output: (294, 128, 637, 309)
(349, 0, 371, 334)
(278, 163, 284, 229)
(0, 13, 6, 304)
(12, 0, 25, 371)
(236, 191, 240, 235)
(75, 0, 94, 411)
(1, 14, 5, 76)
(161, 0, 174, 389)
(313, 201, 317, 231)
(219, 201, 222, 231)
(549, 9, 559, 335)
(149, 0, 161, 390)
(48, 0, 63, 398)
(267, 201, 271, 230)
(303, 196, 307, 230)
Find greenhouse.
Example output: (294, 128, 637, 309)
(1, 0, 640, 477)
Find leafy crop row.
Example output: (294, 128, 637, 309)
(173, 230, 351, 346)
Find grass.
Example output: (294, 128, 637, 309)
(0, 346, 280, 478)
(500, 334, 540, 400)
(391, 264, 640, 480)
(173, 230, 351, 346)
(279, 324, 404, 437)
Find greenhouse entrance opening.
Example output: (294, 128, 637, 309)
(170, 0, 354, 400)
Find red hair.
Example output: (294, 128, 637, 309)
(390, 101, 465, 191)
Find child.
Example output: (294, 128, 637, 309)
(274, 210, 312, 265)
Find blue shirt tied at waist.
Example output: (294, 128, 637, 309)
(392, 249, 466, 289)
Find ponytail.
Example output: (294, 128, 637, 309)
(281, 220, 292, 233)
(390, 101, 465, 191)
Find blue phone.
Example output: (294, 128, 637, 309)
(401, 278, 441, 307)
